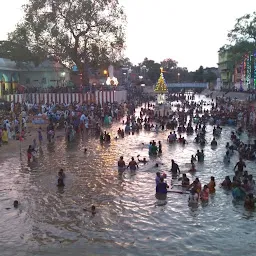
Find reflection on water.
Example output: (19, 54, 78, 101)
(1, 95, 256, 256)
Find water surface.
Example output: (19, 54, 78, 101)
(1, 95, 256, 256)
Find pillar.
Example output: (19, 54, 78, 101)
(5, 82, 11, 95)
(12, 82, 18, 94)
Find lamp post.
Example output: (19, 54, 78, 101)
(60, 71, 66, 87)
(177, 73, 180, 83)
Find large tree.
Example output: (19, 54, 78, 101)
(219, 12, 256, 70)
(228, 12, 256, 44)
(219, 40, 255, 66)
(140, 58, 161, 82)
(160, 58, 177, 70)
(6, 0, 126, 85)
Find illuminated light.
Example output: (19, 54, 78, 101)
(106, 76, 118, 86)
(103, 70, 108, 75)
(154, 72, 168, 93)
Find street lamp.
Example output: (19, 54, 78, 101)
(177, 73, 180, 83)
(60, 71, 66, 86)
(103, 70, 108, 76)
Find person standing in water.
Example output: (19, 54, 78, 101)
(158, 141, 162, 154)
(234, 158, 246, 174)
(170, 160, 180, 177)
(155, 177, 169, 200)
(127, 157, 138, 174)
(118, 156, 126, 174)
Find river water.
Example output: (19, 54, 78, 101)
(1, 95, 256, 256)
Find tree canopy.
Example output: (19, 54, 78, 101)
(137, 57, 199, 83)
(228, 12, 256, 44)
(4, 0, 126, 85)
(220, 12, 256, 66)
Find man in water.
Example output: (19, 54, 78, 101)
(170, 159, 180, 177)
(155, 177, 169, 200)
(180, 174, 190, 186)
(127, 157, 138, 174)
(234, 158, 246, 174)
(118, 156, 126, 174)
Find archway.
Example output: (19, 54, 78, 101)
(11, 73, 19, 94)
(0, 74, 8, 97)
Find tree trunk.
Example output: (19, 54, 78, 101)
(82, 62, 90, 87)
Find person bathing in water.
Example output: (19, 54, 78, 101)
(178, 173, 190, 186)
(211, 137, 217, 147)
(137, 155, 148, 164)
(118, 156, 126, 174)
(127, 157, 138, 174)
(155, 177, 169, 201)
(191, 155, 197, 163)
(170, 159, 180, 177)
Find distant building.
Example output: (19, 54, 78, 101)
(217, 51, 233, 89)
(0, 58, 70, 96)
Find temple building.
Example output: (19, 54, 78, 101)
(0, 58, 70, 96)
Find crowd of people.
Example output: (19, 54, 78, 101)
(4, 89, 256, 212)
(117, 93, 256, 210)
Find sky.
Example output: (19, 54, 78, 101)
(0, 0, 255, 71)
